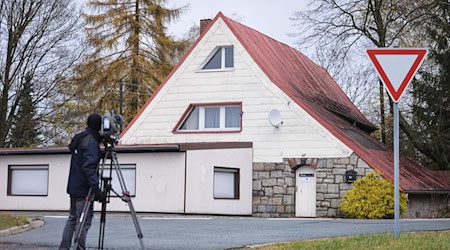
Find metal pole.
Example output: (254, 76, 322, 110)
(394, 102, 400, 238)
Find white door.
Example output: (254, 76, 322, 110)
(295, 166, 316, 217)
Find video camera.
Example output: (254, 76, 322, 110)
(99, 111, 124, 144)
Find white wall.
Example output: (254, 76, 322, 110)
(185, 148, 253, 215)
(120, 17, 352, 162)
(99, 152, 186, 213)
(0, 154, 70, 211)
(0, 152, 186, 213)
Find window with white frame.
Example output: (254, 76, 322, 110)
(177, 104, 241, 132)
(213, 167, 239, 199)
(101, 164, 136, 196)
(8, 165, 49, 196)
(201, 46, 234, 70)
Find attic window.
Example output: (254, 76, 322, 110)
(201, 46, 234, 71)
(174, 102, 242, 133)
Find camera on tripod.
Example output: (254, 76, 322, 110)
(74, 111, 144, 249)
(99, 111, 124, 144)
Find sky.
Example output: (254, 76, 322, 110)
(166, 0, 308, 47)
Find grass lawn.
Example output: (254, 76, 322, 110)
(0, 212, 28, 230)
(256, 231, 450, 250)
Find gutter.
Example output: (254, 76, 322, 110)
(0, 145, 180, 155)
(406, 190, 450, 194)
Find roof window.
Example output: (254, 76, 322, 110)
(201, 46, 234, 71)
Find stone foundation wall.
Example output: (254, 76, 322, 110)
(315, 153, 374, 217)
(252, 162, 296, 217)
(407, 193, 450, 218)
(252, 153, 375, 218)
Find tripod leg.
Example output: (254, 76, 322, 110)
(97, 152, 113, 250)
(98, 195, 108, 249)
(111, 153, 145, 249)
(73, 189, 94, 250)
(126, 197, 145, 249)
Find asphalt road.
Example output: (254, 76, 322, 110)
(1, 214, 449, 249)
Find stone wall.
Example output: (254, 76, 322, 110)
(407, 193, 450, 218)
(315, 153, 374, 217)
(252, 153, 375, 218)
(252, 162, 296, 217)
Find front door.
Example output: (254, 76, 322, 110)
(295, 166, 316, 217)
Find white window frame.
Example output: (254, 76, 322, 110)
(177, 104, 241, 132)
(8, 165, 49, 196)
(213, 167, 240, 199)
(101, 164, 137, 197)
(198, 46, 234, 72)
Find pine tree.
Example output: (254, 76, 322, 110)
(408, 1, 450, 170)
(9, 74, 41, 147)
(80, 0, 189, 122)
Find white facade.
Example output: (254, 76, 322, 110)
(185, 148, 253, 215)
(0, 147, 252, 215)
(120, 17, 352, 163)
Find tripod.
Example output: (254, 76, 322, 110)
(73, 142, 144, 249)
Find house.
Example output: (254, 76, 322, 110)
(1, 12, 448, 218)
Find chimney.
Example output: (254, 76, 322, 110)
(200, 19, 212, 35)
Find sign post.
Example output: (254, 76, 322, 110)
(366, 48, 427, 238)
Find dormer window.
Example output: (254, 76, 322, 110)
(173, 102, 242, 133)
(201, 46, 234, 71)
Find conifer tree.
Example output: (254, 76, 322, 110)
(9, 74, 41, 147)
(80, 0, 189, 121)
(407, 1, 450, 170)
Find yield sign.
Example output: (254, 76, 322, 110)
(367, 48, 427, 102)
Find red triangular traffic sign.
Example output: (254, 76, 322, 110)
(367, 48, 427, 102)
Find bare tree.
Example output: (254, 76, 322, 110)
(0, 0, 82, 147)
(291, 0, 435, 143)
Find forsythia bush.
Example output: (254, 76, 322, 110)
(340, 172, 408, 219)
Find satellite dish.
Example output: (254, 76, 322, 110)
(268, 109, 283, 128)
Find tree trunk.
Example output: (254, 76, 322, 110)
(128, 0, 140, 121)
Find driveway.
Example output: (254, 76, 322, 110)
(1, 214, 449, 249)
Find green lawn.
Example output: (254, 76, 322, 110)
(256, 231, 450, 250)
(0, 212, 28, 230)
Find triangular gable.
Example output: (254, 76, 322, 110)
(120, 12, 447, 192)
(120, 13, 220, 138)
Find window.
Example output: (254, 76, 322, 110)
(8, 165, 49, 196)
(201, 46, 234, 70)
(213, 167, 239, 199)
(101, 164, 136, 196)
(176, 103, 242, 132)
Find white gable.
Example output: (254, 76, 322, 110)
(120, 17, 353, 162)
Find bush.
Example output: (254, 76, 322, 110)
(340, 172, 408, 219)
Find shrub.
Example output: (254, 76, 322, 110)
(340, 172, 408, 219)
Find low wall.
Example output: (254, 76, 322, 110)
(252, 153, 375, 217)
(407, 193, 450, 218)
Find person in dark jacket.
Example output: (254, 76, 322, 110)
(59, 114, 106, 250)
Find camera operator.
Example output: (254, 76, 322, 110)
(59, 113, 107, 250)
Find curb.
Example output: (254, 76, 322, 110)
(0, 217, 44, 237)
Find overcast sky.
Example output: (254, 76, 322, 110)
(167, 0, 308, 47)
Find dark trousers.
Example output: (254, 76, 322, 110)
(59, 197, 93, 250)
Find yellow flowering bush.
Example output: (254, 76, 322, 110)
(340, 172, 408, 219)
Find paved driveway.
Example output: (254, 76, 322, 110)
(1, 214, 449, 249)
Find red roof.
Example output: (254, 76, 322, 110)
(221, 14, 449, 192)
(122, 12, 449, 192)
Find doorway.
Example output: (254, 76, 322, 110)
(295, 165, 316, 217)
